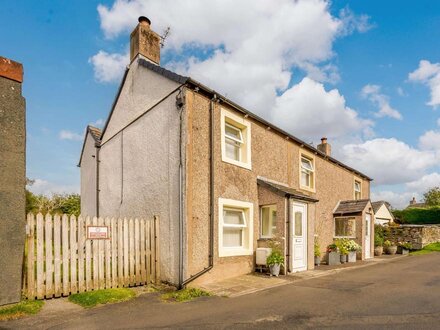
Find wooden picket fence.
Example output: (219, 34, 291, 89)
(23, 213, 160, 300)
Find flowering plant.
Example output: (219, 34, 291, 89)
(383, 240, 395, 247)
(346, 240, 361, 252)
(326, 243, 338, 253)
(398, 241, 412, 250)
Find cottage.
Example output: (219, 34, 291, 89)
(372, 201, 394, 225)
(79, 17, 374, 287)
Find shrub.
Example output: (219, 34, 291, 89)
(383, 240, 395, 247)
(392, 207, 440, 225)
(314, 241, 321, 257)
(327, 243, 338, 253)
(374, 224, 384, 247)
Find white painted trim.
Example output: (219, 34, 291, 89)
(290, 201, 308, 272)
(218, 198, 254, 257)
(333, 216, 357, 239)
(221, 107, 252, 170)
(298, 150, 316, 193)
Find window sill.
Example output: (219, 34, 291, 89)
(333, 236, 357, 239)
(222, 157, 252, 170)
(219, 247, 253, 257)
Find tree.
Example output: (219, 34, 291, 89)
(424, 187, 440, 206)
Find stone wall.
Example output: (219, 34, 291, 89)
(384, 225, 440, 250)
(0, 56, 26, 305)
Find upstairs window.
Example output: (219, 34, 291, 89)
(221, 108, 252, 169)
(225, 123, 243, 161)
(300, 155, 315, 190)
(260, 205, 277, 238)
(354, 180, 362, 200)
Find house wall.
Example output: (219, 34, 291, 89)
(374, 204, 393, 224)
(97, 57, 184, 284)
(185, 89, 370, 285)
(0, 60, 26, 305)
(80, 133, 97, 217)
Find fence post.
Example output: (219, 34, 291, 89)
(154, 216, 160, 284)
(54, 214, 61, 297)
(45, 213, 54, 298)
(26, 213, 35, 299)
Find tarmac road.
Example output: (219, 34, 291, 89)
(2, 252, 440, 329)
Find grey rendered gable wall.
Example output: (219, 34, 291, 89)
(80, 132, 97, 217)
(101, 56, 182, 144)
(98, 56, 184, 284)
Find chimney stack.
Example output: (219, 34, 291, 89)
(130, 16, 161, 65)
(410, 197, 416, 205)
(317, 137, 331, 156)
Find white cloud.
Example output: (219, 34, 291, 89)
(93, 1, 372, 132)
(408, 60, 440, 107)
(419, 130, 440, 150)
(28, 178, 79, 196)
(88, 50, 128, 83)
(59, 130, 83, 141)
(340, 138, 437, 185)
(371, 190, 417, 210)
(406, 172, 440, 192)
(271, 77, 372, 140)
(437, 118, 440, 127)
(397, 87, 406, 97)
(90, 118, 105, 128)
(361, 84, 402, 120)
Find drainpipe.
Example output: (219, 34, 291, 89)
(286, 197, 291, 273)
(180, 93, 216, 288)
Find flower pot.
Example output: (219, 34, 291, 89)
(385, 246, 397, 255)
(374, 246, 383, 256)
(340, 254, 347, 263)
(314, 256, 320, 266)
(348, 251, 357, 263)
(269, 263, 281, 277)
(328, 251, 340, 265)
(397, 246, 410, 255)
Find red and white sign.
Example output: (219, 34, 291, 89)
(87, 226, 109, 239)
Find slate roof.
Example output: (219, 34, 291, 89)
(257, 178, 319, 203)
(97, 57, 373, 181)
(334, 199, 370, 215)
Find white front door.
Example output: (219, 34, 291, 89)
(365, 214, 371, 259)
(291, 202, 307, 272)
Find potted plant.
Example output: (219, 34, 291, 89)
(314, 241, 321, 266)
(346, 240, 360, 262)
(336, 239, 348, 263)
(327, 243, 340, 265)
(384, 240, 397, 255)
(267, 250, 284, 277)
(374, 231, 384, 256)
(397, 242, 412, 255)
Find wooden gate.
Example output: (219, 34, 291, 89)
(23, 213, 160, 300)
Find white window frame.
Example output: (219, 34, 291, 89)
(221, 108, 252, 170)
(334, 217, 357, 238)
(299, 153, 315, 192)
(354, 180, 362, 200)
(260, 205, 277, 239)
(218, 198, 253, 257)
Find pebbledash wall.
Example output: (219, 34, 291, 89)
(384, 225, 440, 250)
(185, 88, 371, 285)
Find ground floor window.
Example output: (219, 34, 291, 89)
(219, 198, 253, 257)
(260, 205, 277, 238)
(334, 217, 356, 238)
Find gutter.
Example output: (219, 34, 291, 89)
(180, 93, 216, 288)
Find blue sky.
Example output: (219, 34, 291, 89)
(2, 0, 440, 208)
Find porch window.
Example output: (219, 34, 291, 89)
(334, 217, 356, 238)
(260, 205, 277, 238)
(300, 156, 314, 189)
(219, 198, 253, 257)
(354, 180, 362, 200)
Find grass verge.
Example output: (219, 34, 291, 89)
(410, 242, 440, 256)
(68, 288, 136, 308)
(0, 300, 44, 321)
(161, 288, 211, 303)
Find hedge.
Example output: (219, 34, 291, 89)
(392, 207, 440, 224)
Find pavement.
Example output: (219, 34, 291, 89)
(2, 253, 440, 329)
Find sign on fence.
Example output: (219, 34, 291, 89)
(23, 214, 160, 300)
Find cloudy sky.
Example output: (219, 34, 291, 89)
(2, 0, 440, 209)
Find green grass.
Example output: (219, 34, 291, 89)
(161, 288, 211, 302)
(68, 288, 136, 308)
(410, 242, 440, 256)
(0, 300, 44, 321)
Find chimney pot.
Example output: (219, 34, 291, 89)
(321, 137, 327, 144)
(138, 16, 151, 27)
(317, 137, 331, 156)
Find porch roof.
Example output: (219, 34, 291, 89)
(333, 199, 370, 216)
(257, 178, 319, 203)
